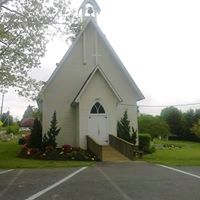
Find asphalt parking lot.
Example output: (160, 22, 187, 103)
(0, 162, 200, 200)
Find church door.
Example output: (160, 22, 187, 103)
(88, 102, 108, 145)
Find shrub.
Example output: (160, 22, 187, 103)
(6, 123, 20, 135)
(42, 111, 61, 149)
(139, 133, 151, 153)
(149, 145, 156, 153)
(62, 144, 72, 153)
(28, 118, 42, 149)
(117, 110, 137, 144)
(18, 137, 26, 145)
(18, 134, 30, 145)
(117, 110, 131, 142)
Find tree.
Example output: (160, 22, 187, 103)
(193, 109, 200, 124)
(182, 109, 195, 136)
(191, 119, 200, 138)
(117, 110, 131, 142)
(0, 111, 13, 126)
(160, 106, 184, 137)
(0, 0, 80, 99)
(22, 105, 34, 119)
(32, 108, 42, 121)
(28, 118, 42, 148)
(42, 111, 61, 149)
(138, 114, 170, 139)
(22, 105, 42, 121)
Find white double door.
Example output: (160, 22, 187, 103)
(88, 114, 108, 145)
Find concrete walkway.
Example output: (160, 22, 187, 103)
(102, 145, 130, 162)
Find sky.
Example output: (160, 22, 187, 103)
(2, 0, 200, 119)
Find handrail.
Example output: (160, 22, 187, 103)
(86, 135, 102, 161)
(109, 134, 135, 160)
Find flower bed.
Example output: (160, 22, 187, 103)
(19, 144, 98, 161)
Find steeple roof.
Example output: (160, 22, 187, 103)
(79, 0, 101, 21)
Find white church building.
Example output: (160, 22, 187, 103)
(38, 0, 144, 149)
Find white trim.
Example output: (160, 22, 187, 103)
(74, 66, 122, 104)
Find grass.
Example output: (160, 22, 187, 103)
(143, 139, 200, 166)
(0, 140, 94, 169)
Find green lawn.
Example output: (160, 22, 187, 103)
(143, 139, 200, 166)
(0, 140, 94, 169)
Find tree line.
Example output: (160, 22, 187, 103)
(138, 106, 200, 141)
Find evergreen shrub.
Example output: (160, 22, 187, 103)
(28, 118, 42, 149)
(117, 110, 137, 144)
(42, 111, 61, 149)
(139, 133, 151, 153)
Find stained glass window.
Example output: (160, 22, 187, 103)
(90, 102, 105, 114)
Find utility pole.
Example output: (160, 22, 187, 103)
(0, 91, 7, 116)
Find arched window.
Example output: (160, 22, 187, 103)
(90, 102, 105, 114)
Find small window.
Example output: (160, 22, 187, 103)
(90, 102, 105, 114)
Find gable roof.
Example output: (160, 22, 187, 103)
(72, 65, 122, 105)
(40, 18, 144, 101)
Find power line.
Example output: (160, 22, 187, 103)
(119, 102, 200, 108)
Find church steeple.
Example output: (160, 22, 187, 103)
(79, 0, 101, 22)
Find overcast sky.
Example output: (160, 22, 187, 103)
(2, 0, 200, 119)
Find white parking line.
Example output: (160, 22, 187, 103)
(0, 169, 14, 175)
(158, 164, 200, 179)
(25, 167, 88, 200)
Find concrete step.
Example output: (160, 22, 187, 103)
(102, 146, 130, 162)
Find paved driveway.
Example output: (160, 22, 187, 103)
(0, 162, 200, 200)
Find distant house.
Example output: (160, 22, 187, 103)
(20, 118, 34, 131)
(37, 0, 144, 149)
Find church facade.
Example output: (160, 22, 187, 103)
(37, 0, 144, 149)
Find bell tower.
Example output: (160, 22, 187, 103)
(79, 0, 101, 22)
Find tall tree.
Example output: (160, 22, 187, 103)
(138, 114, 170, 139)
(191, 119, 200, 138)
(0, 0, 80, 99)
(22, 105, 42, 120)
(182, 109, 195, 136)
(22, 105, 34, 119)
(160, 106, 184, 136)
(0, 111, 13, 126)
(194, 109, 200, 123)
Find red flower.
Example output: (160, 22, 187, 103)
(62, 144, 72, 152)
